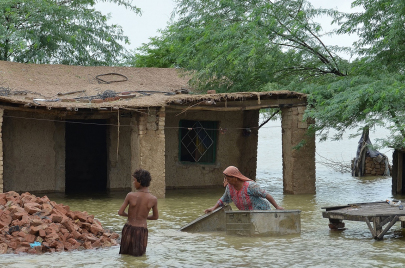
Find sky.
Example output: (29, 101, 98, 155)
(95, 0, 361, 53)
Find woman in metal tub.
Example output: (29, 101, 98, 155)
(204, 166, 284, 213)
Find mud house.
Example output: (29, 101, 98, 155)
(0, 61, 315, 198)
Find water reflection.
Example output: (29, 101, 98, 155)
(1, 120, 405, 267)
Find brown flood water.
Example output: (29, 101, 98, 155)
(1, 120, 404, 268)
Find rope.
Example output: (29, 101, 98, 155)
(95, 73, 128, 84)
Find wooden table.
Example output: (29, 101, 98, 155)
(322, 201, 405, 240)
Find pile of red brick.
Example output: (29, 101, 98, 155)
(0, 191, 119, 254)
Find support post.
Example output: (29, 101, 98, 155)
(281, 106, 315, 194)
(0, 109, 3, 193)
(398, 152, 403, 194)
(132, 108, 166, 198)
(328, 219, 345, 230)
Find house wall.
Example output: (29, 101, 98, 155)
(3, 110, 65, 193)
(281, 106, 316, 194)
(107, 115, 133, 190)
(164, 108, 259, 188)
(0, 109, 3, 193)
(0, 109, 163, 196)
(131, 108, 166, 198)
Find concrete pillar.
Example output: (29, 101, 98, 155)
(0, 109, 3, 193)
(132, 107, 166, 198)
(281, 106, 315, 194)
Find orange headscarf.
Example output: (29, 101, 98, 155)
(223, 166, 252, 187)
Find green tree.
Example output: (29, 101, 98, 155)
(335, 0, 405, 72)
(134, 0, 405, 149)
(302, 0, 405, 149)
(0, 0, 140, 65)
(126, 28, 177, 68)
(133, 0, 350, 92)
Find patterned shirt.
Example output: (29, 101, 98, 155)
(217, 181, 272, 210)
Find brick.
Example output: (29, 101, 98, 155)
(30, 218, 44, 226)
(62, 219, 77, 232)
(41, 203, 53, 215)
(52, 204, 67, 215)
(90, 223, 103, 235)
(8, 241, 18, 250)
(20, 242, 30, 247)
(21, 193, 36, 204)
(0, 243, 7, 254)
(0, 210, 12, 228)
(15, 247, 29, 254)
(0, 195, 6, 206)
(45, 231, 59, 241)
(63, 241, 73, 251)
(51, 214, 63, 223)
(24, 234, 36, 243)
(0, 191, 120, 254)
(73, 211, 88, 222)
(38, 196, 50, 204)
(91, 238, 101, 248)
(80, 233, 97, 242)
(17, 231, 26, 238)
(83, 241, 92, 249)
(29, 224, 46, 235)
(24, 203, 41, 214)
(80, 222, 91, 231)
(38, 229, 46, 237)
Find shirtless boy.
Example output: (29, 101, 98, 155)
(118, 169, 159, 256)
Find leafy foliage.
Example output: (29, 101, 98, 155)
(298, 71, 405, 146)
(0, 0, 140, 65)
(335, 0, 405, 72)
(126, 28, 178, 68)
(133, 0, 350, 93)
(303, 0, 405, 149)
(134, 0, 405, 149)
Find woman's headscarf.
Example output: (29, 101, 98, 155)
(223, 166, 252, 186)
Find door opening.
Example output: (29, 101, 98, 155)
(65, 120, 107, 193)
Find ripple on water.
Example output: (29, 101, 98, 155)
(1, 121, 404, 267)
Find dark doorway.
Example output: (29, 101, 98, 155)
(65, 120, 108, 193)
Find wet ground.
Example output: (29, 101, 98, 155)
(1, 120, 404, 268)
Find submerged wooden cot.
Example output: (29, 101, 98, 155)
(322, 201, 405, 240)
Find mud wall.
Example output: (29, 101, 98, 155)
(164, 108, 259, 188)
(107, 115, 133, 190)
(281, 106, 315, 194)
(2, 110, 65, 193)
(131, 108, 166, 198)
(0, 109, 3, 193)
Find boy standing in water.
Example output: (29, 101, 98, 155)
(118, 169, 159, 256)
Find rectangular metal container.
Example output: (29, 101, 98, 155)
(225, 210, 301, 236)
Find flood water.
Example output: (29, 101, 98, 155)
(1, 119, 404, 268)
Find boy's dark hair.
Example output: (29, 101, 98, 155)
(133, 169, 152, 187)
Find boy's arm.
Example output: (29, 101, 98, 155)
(118, 195, 129, 216)
(147, 199, 159, 220)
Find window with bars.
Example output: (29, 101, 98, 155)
(179, 120, 218, 163)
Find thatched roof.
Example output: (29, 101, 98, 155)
(0, 61, 306, 111)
